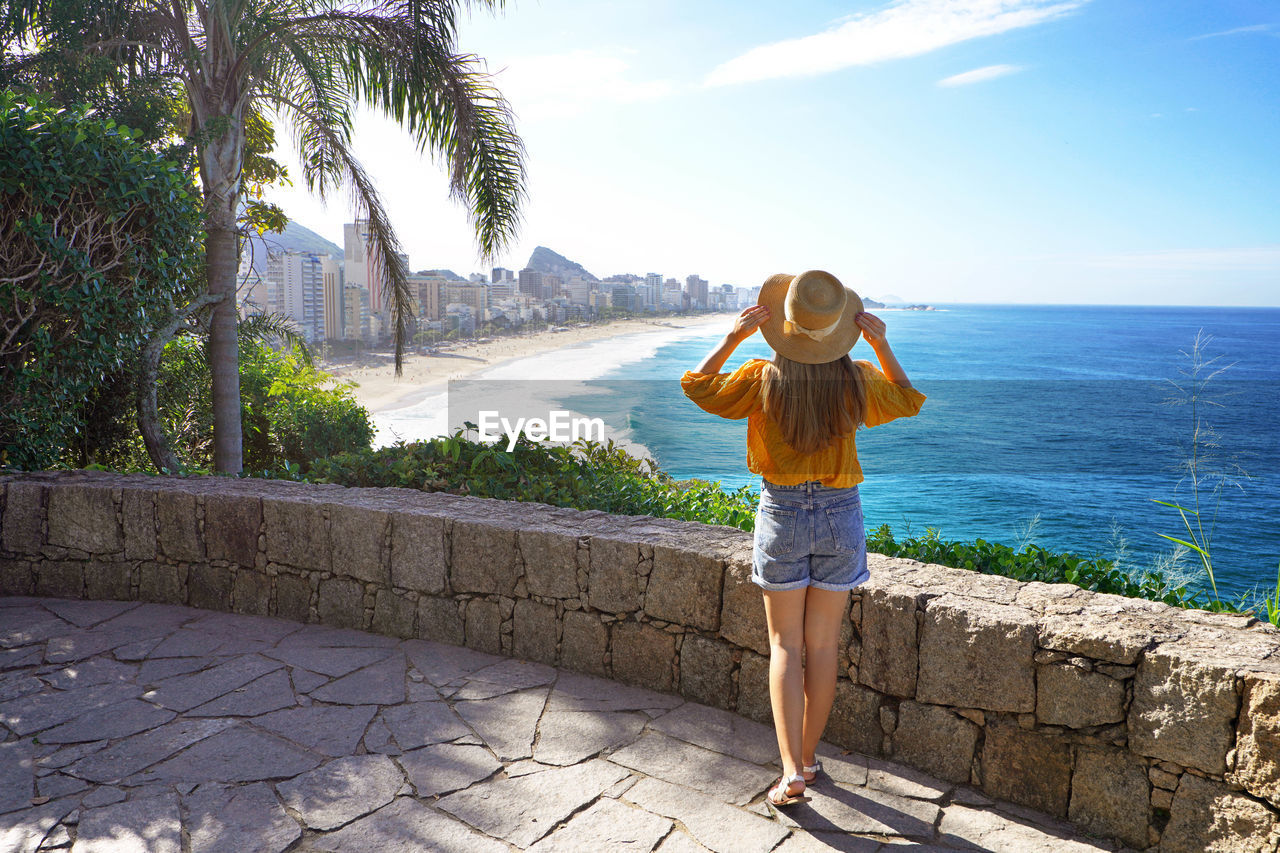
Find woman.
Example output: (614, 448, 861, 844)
(681, 270, 925, 807)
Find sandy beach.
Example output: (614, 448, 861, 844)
(325, 315, 729, 415)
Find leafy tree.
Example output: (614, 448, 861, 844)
(0, 94, 204, 469)
(3, 0, 526, 473)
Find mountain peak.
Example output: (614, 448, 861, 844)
(242, 219, 342, 275)
(526, 246, 597, 281)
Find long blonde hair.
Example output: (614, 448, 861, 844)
(761, 354, 866, 455)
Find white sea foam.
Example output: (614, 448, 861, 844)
(371, 317, 725, 450)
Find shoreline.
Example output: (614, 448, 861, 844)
(328, 315, 730, 416)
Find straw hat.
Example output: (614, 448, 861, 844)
(757, 270, 864, 364)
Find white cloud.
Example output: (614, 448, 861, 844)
(1081, 247, 1280, 272)
(1188, 23, 1273, 42)
(937, 63, 1022, 86)
(705, 0, 1085, 87)
(489, 49, 674, 120)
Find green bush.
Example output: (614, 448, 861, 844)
(305, 431, 758, 528)
(0, 93, 203, 469)
(864, 524, 1221, 610)
(156, 336, 374, 474)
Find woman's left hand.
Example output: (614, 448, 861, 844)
(732, 305, 770, 341)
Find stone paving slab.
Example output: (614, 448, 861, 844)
(535, 708, 649, 765)
(251, 704, 377, 756)
(316, 653, 409, 705)
(610, 730, 779, 805)
(399, 742, 503, 797)
(454, 687, 549, 761)
(184, 781, 301, 853)
(0, 598, 1127, 851)
(278, 753, 403, 830)
(73, 792, 182, 853)
(187, 667, 296, 717)
(310, 796, 510, 853)
(526, 797, 673, 852)
(436, 758, 631, 847)
(648, 700, 779, 765)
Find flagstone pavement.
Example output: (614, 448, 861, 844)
(0, 597, 1135, 852)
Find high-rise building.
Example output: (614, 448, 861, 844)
(344, 220, 408, 322)
(408, 274, 446, 321)
(344, 284, 366, 342)
(266, 250, 325, 341)
(491, 266, 514, 285)
(343, 220, 374, 311)
(445, 282, 489, 314)
(662, 278, 683, 310)
(565, 278, 594, 306)
(322, 257, 344, 340)
(686, 275, 709, 309)
(612, 285, 638, 312)
(518, 268, 543, 300)
(490, 278, 516, 299)
(236, 252, 269, 317)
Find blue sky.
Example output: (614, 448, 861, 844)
(266, 0, 1280, 305)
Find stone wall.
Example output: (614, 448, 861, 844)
(2, 470, 1279, 852)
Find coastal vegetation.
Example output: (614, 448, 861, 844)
(2, 0, 526, 474)
(1150, 331, 1249, 605)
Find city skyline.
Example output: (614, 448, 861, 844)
(240, 224, 748, 346)
(264, 0, 1280, 307)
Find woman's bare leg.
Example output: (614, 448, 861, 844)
(801, 587, 851, 772)
(762, 587, 808, 794)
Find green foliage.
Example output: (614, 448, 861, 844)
(155, 336, 373, 474)
(1263, 562, 1280, 628)
(305, 430, 759, 528)
(0, 93, 203, 469)
(0, 1, 191, 153)
(864, 524, 1225, 610)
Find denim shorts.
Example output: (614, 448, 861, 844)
(751, 479, 870, 592)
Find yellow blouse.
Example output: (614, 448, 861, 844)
(680, 358, 926, 488)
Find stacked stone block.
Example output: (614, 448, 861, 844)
(2, 470, 1279, 851)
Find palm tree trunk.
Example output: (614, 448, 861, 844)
(206, 219, 243, 473)
(194, 88, 249, 474)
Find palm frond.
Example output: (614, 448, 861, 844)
(342, 10, 526, 260)
(238, 311, 314, 365)
(244, 4, 526, 260)
(272, 92, 411, 374)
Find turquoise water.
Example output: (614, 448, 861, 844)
(604, 305, 1280, 603)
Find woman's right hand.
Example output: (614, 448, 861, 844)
(855, 311, 887, 347)
(732, 305, 770, 341)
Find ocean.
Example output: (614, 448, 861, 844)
(374, 305, 1280, 603)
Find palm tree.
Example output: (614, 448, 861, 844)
(2, 0, 525, 472)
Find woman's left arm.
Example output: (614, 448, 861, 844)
(693, 305, 770, 374)
(855, 312, 913, 388)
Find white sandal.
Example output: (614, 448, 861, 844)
(767, 773, 809, 806)
(801, 761, 823, 782)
